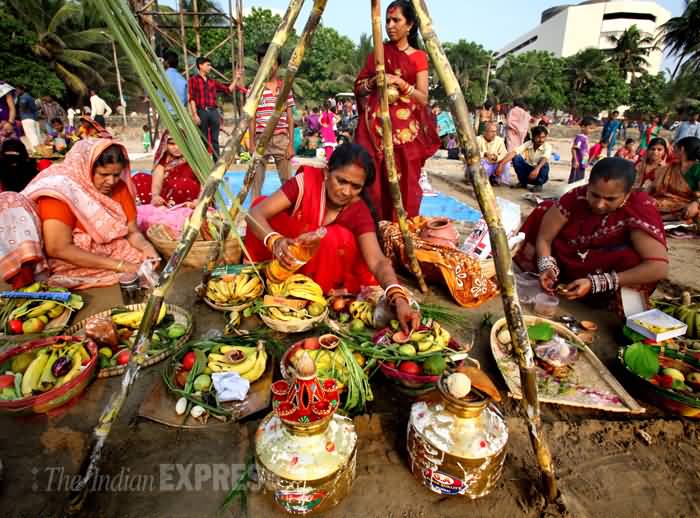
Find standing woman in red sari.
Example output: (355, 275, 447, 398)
(515, 158, 668, 308)
(354, 0, 440, 220)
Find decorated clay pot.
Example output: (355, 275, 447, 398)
(420, 218, 459, 249)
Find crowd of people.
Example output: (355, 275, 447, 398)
(1, 0, 698, 327)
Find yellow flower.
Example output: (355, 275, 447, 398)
(396, 108, 411, 121)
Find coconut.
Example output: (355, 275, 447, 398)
(319, 334, 340, 350)
(295, 352, 317, 378)
(445, 372, 471, 399)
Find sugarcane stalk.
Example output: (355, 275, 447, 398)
(65, 1, 306, 512)
(410, 0, 558, 503)
(369, 0, 427, 294)
(230, 0, 328, 221)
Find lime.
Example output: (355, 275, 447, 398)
(398, 344, 417, 356)
(193, 373, 212, 392)
(423, 355, 447, 375)
(308, 302, 325, 317)
(98, 347, 113, 359)
(349, 319, 365, 334)
(167, 323, 187, 339)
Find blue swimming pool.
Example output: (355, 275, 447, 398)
(133, 170, 482, 223)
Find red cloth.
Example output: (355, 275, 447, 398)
(244, 166, 377, 293)
(188, 75, 229, 110)
(132, 164, 200, 206)
(517, 186, 666, 286)
(354, 43, 440, 220)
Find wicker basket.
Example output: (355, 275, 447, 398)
(147, 224, 242, 269)
(260, 308, 328, 333)
(66, 303, 193, 378)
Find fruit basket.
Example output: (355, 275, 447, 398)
(258, 274, 329, 333)
(66, 303, 193, 378)
(196, 268, 264, 312)
(619, 343, 700, 418)
(1, 283, 84, 336)
(260, 308, 328, 333)
(0, 335, 97, 414)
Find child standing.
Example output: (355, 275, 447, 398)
(568, 116, 594, 183)
(142, 125, 152, 152)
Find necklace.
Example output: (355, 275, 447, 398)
(398, 44, 410, 52)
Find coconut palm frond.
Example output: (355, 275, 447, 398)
(62, 29, 113, 48)
(47, 2, 83, 35)
(61, 49, 112, 67)
(54, 63, 89, 95)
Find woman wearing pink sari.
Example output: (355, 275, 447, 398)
(506, 99, 531, 151)
(0, 139, 159, 289)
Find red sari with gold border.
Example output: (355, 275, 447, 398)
(244, 167, 377, 294)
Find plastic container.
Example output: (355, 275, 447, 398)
(516, 272, 541, 305)
(534, 293, 559, 318)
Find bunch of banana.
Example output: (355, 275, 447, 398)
(206, 273, 264, 306)
(653, 298, 700, 339)
(397, 322, 451, 353)
(266, 306, 311, 321)
(289, 347, 349, 388)
(19, 341, 90, 397)
(349, 301, 374, 327)
(207, 343, 267, 382)
(224, 309, 242, 335)
(112, 304, 167, 329)
(275, 274, 327, 306)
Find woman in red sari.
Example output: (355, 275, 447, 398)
(354, 0, 440, 220)
(634, 137, 668, 191)
(245, 142, 421, 332)
(132, 131, 201, 207)
(515, 157, 668, 305)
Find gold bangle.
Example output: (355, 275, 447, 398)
(116, 260, 124, 272)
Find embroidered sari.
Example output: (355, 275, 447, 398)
(651, 162, 700, 220)
(244, 167, 377, 294)
(0, 139, 147, 289)
(132, 130, 201, 206)
(380, 217, 498, 308)
(354, 43, 440, 220)
(515, 186, 666, 293)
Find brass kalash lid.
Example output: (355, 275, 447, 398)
(270, 352, 340, 436)
(436, 371, 490, 418)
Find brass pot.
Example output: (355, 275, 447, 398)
(406, 376, 508, 498)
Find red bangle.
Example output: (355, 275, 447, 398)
(642, 256, 669, 263)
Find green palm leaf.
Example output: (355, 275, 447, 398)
(62, 29, 113, 48)
(47, 2, 83, 35)
(54, 62, 89, 94)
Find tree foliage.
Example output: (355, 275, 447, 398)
(658, 0, 700, 77)
(627, 73, 667, 118)
(605, 24, 656, 79)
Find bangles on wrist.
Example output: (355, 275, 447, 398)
(263, 231, 283, 251)
(384, 283, 409, 306)
(587, 271, 620, 294)
(537, 256, 560, 278)
(116, 260, 124, 273)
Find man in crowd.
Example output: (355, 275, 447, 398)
(249, 43, 295, 199)
(89, 89, 112, 128)
(477, 122, 510, 185)
(188, 56, 234, 158)
(15, 85, 41, 152)
(674, 110, 700, 143)
(500, 125, 552, 192)
(39, 96, 66, 135)
(161, 50, 188, 114)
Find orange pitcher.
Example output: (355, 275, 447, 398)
(266, 228, 327, 283)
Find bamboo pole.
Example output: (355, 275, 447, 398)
(179, 0, 190, 81)
(230, 0, 328, 221)
(193, 0, 201, 55)
(369, 0, 427, 293)
(410, 0, 558, 503)
(66, 1, 306, 512)
(236, 0, 245, 119)
(111, 39, 128, 128)
(229, 0, 237, 84)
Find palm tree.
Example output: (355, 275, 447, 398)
(606, 24, 657, 79)
(658, 0, 700, 78)
(354, 33, 373, 72)
(7, 0, 112, 95)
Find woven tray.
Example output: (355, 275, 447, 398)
(66, 303, 193, 378)
(260, 308, 328, 333)
(491, 316, 643, 413)
(147, 224, 242, 269)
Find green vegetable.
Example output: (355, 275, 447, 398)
(622, 326, 646, 343)
(423, 355, 447, 375)
(527, 323, 555, 342)
(167, 323, 187, 339)
(623, 343, 660, 379)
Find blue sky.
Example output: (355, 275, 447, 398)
(162, 0, 684, 50)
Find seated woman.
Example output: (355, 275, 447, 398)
(244, 142, 420, 332)
(0, 139, 159, 289)
(515, 157, 668, 307)
(650, 136, 700, 222)
(0, 138, 37, 192)
(132, 131, 201, 207)
(76, 115, 111, 140)
(634, 137, 668, 191)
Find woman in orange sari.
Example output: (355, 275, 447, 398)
(650, 136, 700, 221)
(0, 139, 159, 289)
(354, 0, 440, 220)
(634, 137, 668, 191)
(244, 142, 420, 332)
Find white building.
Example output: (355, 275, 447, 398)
(497, 0, 671, 73)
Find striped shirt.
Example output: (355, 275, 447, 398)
(255, 82, 295, 135)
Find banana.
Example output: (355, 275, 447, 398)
(219, 345, 257, 354)
(267, 307, 294, 321)
(112, 304, 167, 329)
(268, 282, 285, 297)
(207, 350, 257, 373)
(47, 304, 65, 319)
(21, 350, 49, 396)
(25, 301, 57, 319)
(39, 350, 58, 389)
(240, 345, 267, 382)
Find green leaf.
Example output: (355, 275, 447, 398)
(527, 323, 555, 342)
(623, 343, 660, 379)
